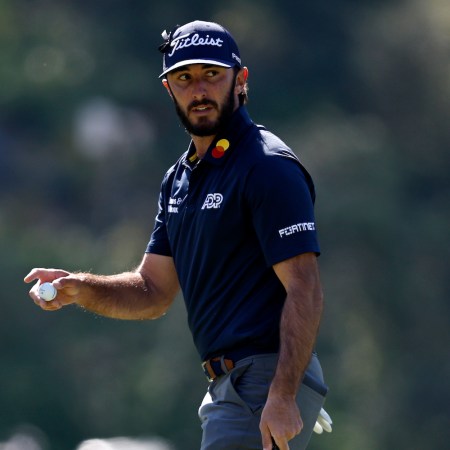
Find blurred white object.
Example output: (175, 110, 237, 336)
(76, 437, 173, 450)
(73, 98, 155, 159)
(313, 407, 333, 434)
(0, 425, 47, 450)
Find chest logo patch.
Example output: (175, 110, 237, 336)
(201, 193, 223, 210)
(168, 196, 183, 213)
(212, 139, 230, 159)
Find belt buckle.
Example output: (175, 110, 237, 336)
(202, 360, 215, 382)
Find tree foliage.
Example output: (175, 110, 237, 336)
(1, 0, 449, 449)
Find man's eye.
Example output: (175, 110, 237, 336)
(206, 70, 217, 77)
(178, 74, 190, 81)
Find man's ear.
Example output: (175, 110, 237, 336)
(242, 67, 249, 83)
(236, 67, 249, 93)
(162, 79, 173, 98)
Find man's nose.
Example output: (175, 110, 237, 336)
(191, 79, 208, 99)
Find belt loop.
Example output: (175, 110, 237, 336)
(219, 356, 234, 374)
(219, 356, 230, 375)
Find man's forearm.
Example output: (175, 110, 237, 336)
(73, 271, 168, 320)
(271, 254, 323, 396)
(269, 270, 323, 398)
(259, 258, 323, 448)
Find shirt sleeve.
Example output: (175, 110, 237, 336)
(245, 154, 320, 266)
(146, 188, 172, 256)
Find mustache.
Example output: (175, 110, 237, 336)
(188, 99, 218, 111)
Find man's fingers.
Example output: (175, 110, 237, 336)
(271, 437, 280, 449)
(270, 436, 288, 450)
(261, 425, 273, 450)
(33, 297, 63, 311)
(24, 268, 43, 283)
(261, 430, 287, 450)
(24, 268, 70, 284)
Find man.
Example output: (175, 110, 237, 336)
(25, 20, 329, 450)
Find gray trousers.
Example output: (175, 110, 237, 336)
(198, 353, 326, 449)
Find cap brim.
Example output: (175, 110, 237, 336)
(159, 58, 235, 78)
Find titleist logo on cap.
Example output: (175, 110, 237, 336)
(168, 33, 224, 57)
(158, 21, 242, 77)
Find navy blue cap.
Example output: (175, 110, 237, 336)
(158, 20, 242, 78)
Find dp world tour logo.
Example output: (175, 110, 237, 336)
(201, 193, 223, 210)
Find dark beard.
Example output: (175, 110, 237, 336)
(173, 78, 236, 137)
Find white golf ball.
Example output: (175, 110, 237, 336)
(38, 282, 57, 301)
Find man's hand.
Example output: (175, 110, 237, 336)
(260, 393, 303, 450)
(24, 268, 82, 311)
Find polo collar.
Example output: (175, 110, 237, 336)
(185, 107, 254, 167)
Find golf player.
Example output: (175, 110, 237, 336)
(25, 20, 330, 450)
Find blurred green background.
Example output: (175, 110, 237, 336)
(1, 0, 449, 449)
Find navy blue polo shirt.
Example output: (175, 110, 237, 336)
(146, 107, 320, 361)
